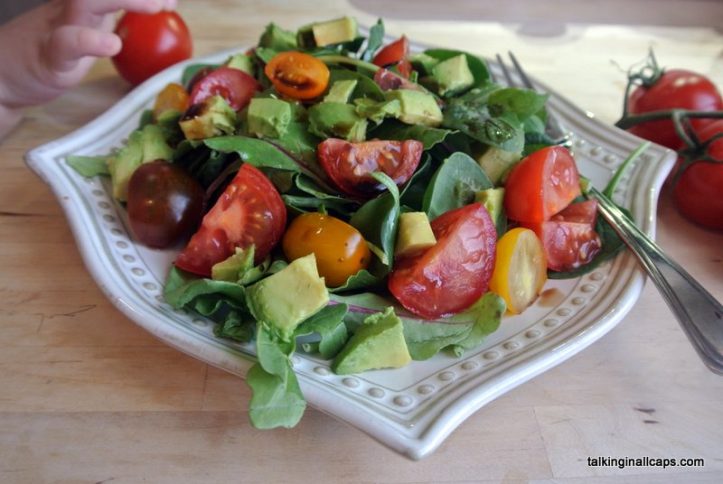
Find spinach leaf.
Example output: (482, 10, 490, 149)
(488, 88, 548, 119)
(371, 119, 454, 150)
(400, 154, 434, 211)
(328, 69, 385, 101)
(294, 303, 349, 359)
(254, 47, 278, 64)
(360, 18, 385, 61)
(402, 319, 472, 360)
(181, 63, 218, 87)
(423, 152, 493, 219)
(204, 136, 301, 172)
(329, 269, 382, 293)
(448, 293, 505, 356)
(423, 48, 491, 87)
(66, 155, 110, 177)
(349, 172, 401, 268)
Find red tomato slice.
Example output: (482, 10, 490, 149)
(373, 68, 419, 91)
(388, 203, 497, 319)
(373, 36, 409, 68)
(317, 139, 423, 197)
(189, 67, 259, 111)
(523, 200, 602, 272)
(395, 59, 413, 79)
(504, 146, 581, 223)
(175, 164, 287, 277)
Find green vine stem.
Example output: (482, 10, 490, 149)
(316, 55, 380, 73)
(615, 109, 723, 130)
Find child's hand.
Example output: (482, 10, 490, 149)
(0, 0, 177, 137)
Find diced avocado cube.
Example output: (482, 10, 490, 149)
(298, 17, 358, 48)
(395, 212, 436, 258)
(475, 188, 505, 224)
(332, 307, 411, 375)
(211, 247, 255, 282)
(258, 22, 298, 51)
(308, 102, 367, 142)
(324, 80, 358, 104)
(431, 54, 474, 96)
(247, 97, 293, 139)
(179, 95, 238, 141)
(476, 145, 522, 185)
(107, 124, 173, 202)
(409, 52, 440, 75)
(224, 53, 255, 76)
(384, 89, 443, 127)
(246, 254, 329, 341)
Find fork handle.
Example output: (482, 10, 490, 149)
(590, 188, 723, 374)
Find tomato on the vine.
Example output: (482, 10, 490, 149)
(317, 138, 423, 198)
(282, 213, 371, 287)
(388, 203, 497, 319)
(503, 146, 581, 223)
(627, 69, 722, 149)
(113, 11, 193, 86)
(175, 164, 287, 277)
(672, 120, 723, 230)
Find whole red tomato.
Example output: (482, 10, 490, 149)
(672, 120, 723, 231)
(627, 69, 722, 149)
(113, 11, 193, 86)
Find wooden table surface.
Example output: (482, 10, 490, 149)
(2, 1, 722, 482)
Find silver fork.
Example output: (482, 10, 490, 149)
(495, 51, 723, 374)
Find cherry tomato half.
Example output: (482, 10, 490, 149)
(523, 200, 602, 272)
(127, 161, 204, 249)
(153, 83, 190, 119)
(373, 36, 409, 68)
(672, 120, 723, 230)
(282, 213, 371, 287)
(628, 69, 723, 150)
(388, 203, 497, 319)
(189, 67, 259, 111)
(264, 51, 330, 101)
(504, 146, 581, 223)
(175, 164, 287, 277)
(317, 138, 423, 198)
(113, 11, 192, 86)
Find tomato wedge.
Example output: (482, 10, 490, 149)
(317, 138, 423, 197)
(175, 164, 287, 277)
(388, 203, 497, 319)
(523, 200, 602, 272)
(189, 66, 259, 111)
(504, 146, 581, 223)
(373, 36, 409, 68)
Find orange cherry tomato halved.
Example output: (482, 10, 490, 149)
(282, 212, 371, 287)
(504, 146, 581, 224)
(264, 51, 330, 101)
(153, 82, 190, 119)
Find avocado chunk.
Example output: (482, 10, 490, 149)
(476, 146, 522, 185)
(246, 253, 329, 341)
(179, 95, 237, 141)
(431, 54, 474, 96)
(308, 102, 367, 142)
(224, 53, 255, 76)
(395, 212, 436, 258)
(247, 97, 293, 139)
(258, 22, 298, 51)
(107, 124, 173, 201)
(211, 247, 255, 282)
(384, 89, 443, 127)
(332, 307, 411, 375)
(324, 80, 358, 104)
(409, 52, 440, 76)
(475, 188, 505, 224)
(298, 17, 358, 48)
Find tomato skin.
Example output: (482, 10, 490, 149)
(264, 51, 330, 100)
(127, 161, 204, 249)
(373, 36, 409, 68)
(504, 146, 581, 223)
(388, 203, 497, 319)
(175, 164, 287, 277)
(523, 200, 602, 272)
(317, 139, 423, 197)
(282, 213, 371, 287)
(628, 69, 723, 149)
(189, 67, 259, 111)
(672, 120, 723, 230)
(153, 83, 189, 119)
(112, 12, 192, 86)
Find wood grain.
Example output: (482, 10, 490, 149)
(1, 1, 722, 482)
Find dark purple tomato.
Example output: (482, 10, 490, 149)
(127, 160, 205, 248)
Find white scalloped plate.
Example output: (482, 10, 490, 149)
(25, 43, 676, 460)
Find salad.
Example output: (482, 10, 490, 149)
(67, 16, 631, 429)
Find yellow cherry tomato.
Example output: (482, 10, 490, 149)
(489, 227, 547, 314)
(153, 82, 189, 119)
(282, 212, 371, 287)
(264, 51, 330, 100)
